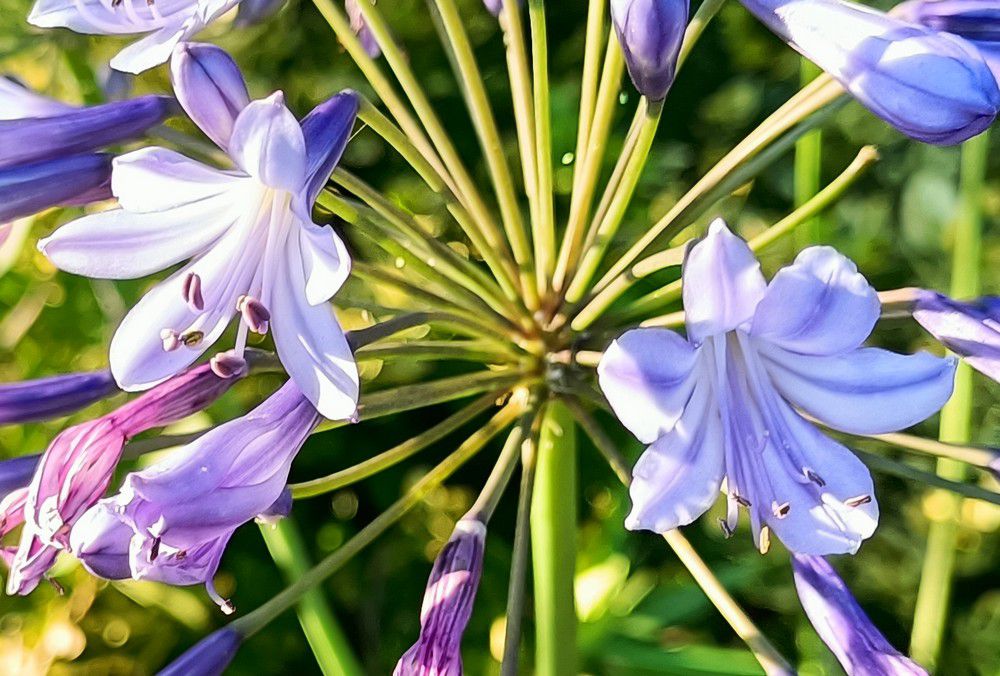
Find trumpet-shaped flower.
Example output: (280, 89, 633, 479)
(897, 0, 1000, 81)
(599, 220, 955, 555)
(792, 554, 928, 674)
(611, 0, 690, 101)
(70, 381, 319, 610)
(395, 518, 486, 676)
(912, 290, 1000, 383)
(739, 0, 1000, 145)
(40, 43, 360, 421)
(0, 77, 173, 222)
(0, 370, 118, 425)
(28, 0, 242, 74)
(6, 363, 241, 594)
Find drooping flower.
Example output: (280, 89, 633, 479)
(6, 363, 242, 594)
(792, 554, 928, 675)
(0, 370, 118, 425)
(27, 0, 243, 74)
(158, 627, 243, 676)
(598, 220, 955, 555)
(0, 77, 173, 223)
(897, 0, 1000, 82)
(346, 0, 381, 58)
(739, 0, 1000, 145)
(610, 0, 690, 101)
(70, 381, 319, 610)
(395, 517, 487, 676)
(911, 290, 1000, 383)
(40, 43, 361, 421)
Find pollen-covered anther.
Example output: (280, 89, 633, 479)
(160, 329, 181, 352)
(733, 493, 752, 508)
(237, 295, 270, 334)
(805, 469, 826, 487)
(844, 494, 872, 508)
(182, 272, 204, 312)
(149, 536, 161, 562)
(758, 526, 772, 555)
(772, 501, 791, 519)
(210, 351, 248, 379)
(180, 330, 204, 348)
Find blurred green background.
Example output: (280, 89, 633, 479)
(0, 0, 998, 673)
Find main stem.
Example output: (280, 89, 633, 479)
(794, 59, 824, 246)
(531, 400, 577, 676)
(910, 131, 989, 670)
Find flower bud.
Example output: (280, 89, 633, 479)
(896, 0, 1000, 80)
(0, 455, 40, 501)
(912, 290, 1000, 383)
(740, 0, 1000, 144)
(394, 518, 487, 676)
(0, 153, 113, 224)
(170, 43, 251, 152)
(0, 370, 118, 426)
(611, 0, 690, 101)
(159, 627, 243, 676)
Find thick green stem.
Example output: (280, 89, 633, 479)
(531, 400, 577, 676)
(259, 519, 364, 676)
(794, 59, 825, 246)
(911, 131, 989, 670)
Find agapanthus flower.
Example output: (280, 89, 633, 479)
(0, 370, 118, 425)
(234, 0, 286, 27)
(792, 554, 928, 674)
(0, 77, 173, 223)
(739, 0, 1000, 145)
(40, 43, 361, 421)
(6, 363, 242, 594)
(897, 0, 1000, 81)
(346, 0, 380, 58)
(911, 289, 1000, 383)
(599, 220, 955, 555)
(395, 517, 487, 676)
(28, 0, 242, 74)
(158, 627, 243, 676)
(70, 381, 319, 611)
(610, 0, 690, 101)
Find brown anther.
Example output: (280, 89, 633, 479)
(150, 537, 161, 562)
(844, 494, 872, 508)
(180, 330, 204, 348)
(210, 351, 248, 379)
(176, 550, 187, 561)
(733, 494, 752, 508)
(718, 518, 734, 539)
(47, 577, 65, 595)
(805, 469, 826, 487)
(773, 501, 791, 519)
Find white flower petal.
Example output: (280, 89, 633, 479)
(751, 246, 880, 355)
(597, 328, 700, 444)
(109, 21, 190, 75)
(299, 223, 351, 306)
(112, 147, 243, 213)
(230, 94, 307, 192)
(28, 0, 190, 34)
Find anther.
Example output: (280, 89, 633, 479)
(733, 493, 752, 508)
(176, 550, 187, 561)
(237, 295, 270, 334)
(758, 526, 771, 555)
(160, 329, 180, 352)
(180, 330, 204, 348)
(150, 537, 161, 562)
(844, 494, 872, 508)
(805, 469, 826, 487)
(772, 501, 791, 519)
(210, 351, 248, 379)
(718, 518, 734, 539)
(182, 273, 204, 312)
(46, 577, 65, 595)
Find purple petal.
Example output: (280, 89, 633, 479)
(0, 153, 112, 223)
(0, 370, 117, 425)
(235, 0, 287, 27)
(230, 93, 307, 192)
(610, 0, 690, 100)
(0, 77, 73, 120)
(0, 455, 40, 500)
(296, 89, 359, 215)
(346, 0, 381, 57)
(912, 291, 1000, 383)
(597, 327, 699, 444)
(159, 628, 243, 676)
(170, 43, 251, 151)
(792, 554, 928, 675)
(111, 147, 244, 214)
(759, 344, 956, 434)
(69, 501, 133, 580)
(682, 219, 767, 344)
(299, 223, 352, 306)
(751, 247, 880, 356)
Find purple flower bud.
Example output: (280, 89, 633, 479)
(70, 382, 318, 610)
(0, 455, 40, 501)
(912, 290, 1000, 383)
(740, 0, 1000, 144)
(0, 77, 72, 120)
(897, 0, 1000, 82)
(158, 627, 243, 676)
(7, 363, 243, 595)
(0, 369, 117, 425)
(792, 554, 928, 674)
(256, 487, 293, 526)
(611, 0, 691, 100)
(394, 518, 487, 676)
(346, 0, 382, 58)
(0, 153, 113, 224)
(483, 0, 503, 15)
(170, 43, 251, 152)
(235, 0, 288, 27)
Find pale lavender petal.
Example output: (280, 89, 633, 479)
(296, 89, 359, 215)
(29, 0, 193, 33)
(625, 379, 726, 533)
(299, 224, 352, 306)
(597, 327, 700, 444)
(610, 0, 690, 100)
(109, 20, 192, 75)
(229, 93, 307, 192)
(170, 43, 251, 151)
(792, 554, 928, 675)
(0, 77, 73, 120)
(0, 370, 117, 425)
(912, 290, 1000, 383)
(682, 219, 767, 344)
(5, 529, 59, 594)
(759, 343, 956, 434)
(69, 501, 133, 580)
(751, 246, 880, 356)
(0, 153, 112, 223)
(111, 146, 244, 214)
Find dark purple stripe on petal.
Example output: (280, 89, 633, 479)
(299, 89, 359, 208)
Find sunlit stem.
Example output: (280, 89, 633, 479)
(292, 392, 502, 498)
(572, 0, 607, 196)
(350, 0, 524, 295)
(528, 0, 556, 298)
(676, 0, 727, 68)
(351, 100, 522, 302)
(532, 400, 577, 676)
(499, 0, 538, 204)
(794, 60, 825, 246)
(358, 340, 521, 365)
(562, 397, 795, 675)
(580, 144, 878, 329)
(231, 403, 525, 638)
(259, 518, 364, 676)
(854, 450, 1000, 507)
(911, 131, 990, 669)
(867, 432, 1000, 473)
(553, 38, 625, 293)
(501, 410, 540, 675)
(588, 76, 846, 298)
(309, 0, 451, 185)
(468, 404, 540, 523)
(565, 98, 664, 304)
(431, 0, 540, 311)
